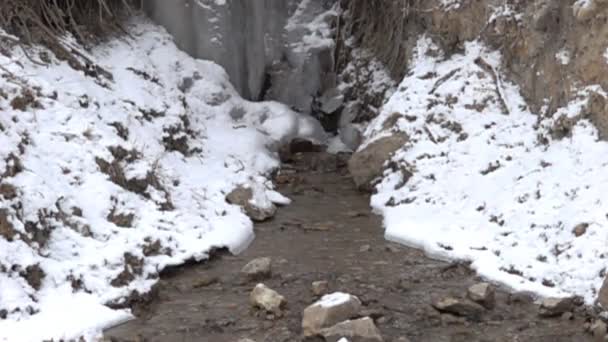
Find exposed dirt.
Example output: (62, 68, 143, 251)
(104, 152, 592, 342)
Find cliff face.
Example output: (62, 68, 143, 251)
(144, 0, 338, 116)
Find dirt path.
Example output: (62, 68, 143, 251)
(105, 152, 592, 342)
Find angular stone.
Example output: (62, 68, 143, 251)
(241, 257, 272, 281)
(302, 292, 362, 337)
(467, 283, 495, 309)
(321, 317, 384, 342)
(348, 132, 409, 191)
(312, 280, 330, 296)
(538, 297, 574, 317)
(250, 284, 286, 315)
(432, 297, 485, 320)
(226, 186, 276, 222)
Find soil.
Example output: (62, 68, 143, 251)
(104, 151, 593, 342)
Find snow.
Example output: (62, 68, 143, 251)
(367, 36, 608, 303)
(286, 0, 338, 54)
(556, 49, 571, 65)
(316, 292, 353, 308)
(0, 18, 319, 341)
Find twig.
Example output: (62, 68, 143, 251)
(474, 57, 510, 115)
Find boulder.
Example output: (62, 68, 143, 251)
(348, 132, 408, 191)
(241, 257, 272, 281)
(467, 283, 495, 309)
(250, 284, 286, 315)
(302, 292, 362, 337)
(321, 317, 384, 342)
(226, 186, 276, 222)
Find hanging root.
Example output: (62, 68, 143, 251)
(340, 0, 425, 79)
(0, 0, 132, 78)
(0, 0, 131, 44)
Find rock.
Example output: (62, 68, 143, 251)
(241, 257, 272, 281)
(467, 283, 495, 309)
(250, 284, 286, 315)
(432, 297, 485, 320)
(226, 186, 276, 222)
(192, 275, 219, 288)
(348, 132, 409, 191)
(302, 292, 362, 337)
(573, 0, 601, 22)
(599, 276, 608, 308)
(312, 281, 330, 296)
(538, 297, 574, 317)
(319, 88, 344, 114)
(561, 311, 574, 321)
(321, 317, 384, 342)
(237, 339, 256, 342)
(359, 245, 371, 253)
(573, 223, 589, 237)
(592, 320, 607, 341)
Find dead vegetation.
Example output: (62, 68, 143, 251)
(0, 0, 131, 46)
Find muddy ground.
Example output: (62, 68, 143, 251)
(104, 151, 593, 342)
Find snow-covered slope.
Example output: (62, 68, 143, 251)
(0, 19, 322, 342)
(368, 37, 608, 303)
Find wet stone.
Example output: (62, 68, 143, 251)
(432, 297, 485, 321)
(241, 257, 272, 281)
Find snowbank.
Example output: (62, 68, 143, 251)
(368, 36, 608, 303)
(0, 19, 322, 341)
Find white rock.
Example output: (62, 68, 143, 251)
(250, 283, 286, 315)
(302, 292, 362, 337)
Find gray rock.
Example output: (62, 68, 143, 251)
(226, 186, 276, 222)
(538, 297, 574, 317)
(250, 283, 286, 315)
(599, 276, 608, 308)
(359, 245, 371, 253)
(467, 283, 495, 309)
(432, 297, 485, 320)
(312, 280, 330, 296)
(241, 257, 272, 281)
(319, 88, 344, 114)
(321, 317, 384, 342)
(348, 132, 409, 191)
(302, 292, 362, 337)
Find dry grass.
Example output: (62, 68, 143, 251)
(0, 0, 131, 45)
(341, 0, 424, 79)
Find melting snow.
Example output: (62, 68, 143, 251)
(0, 18, 321, 341)
(368, 36, 608, 303)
